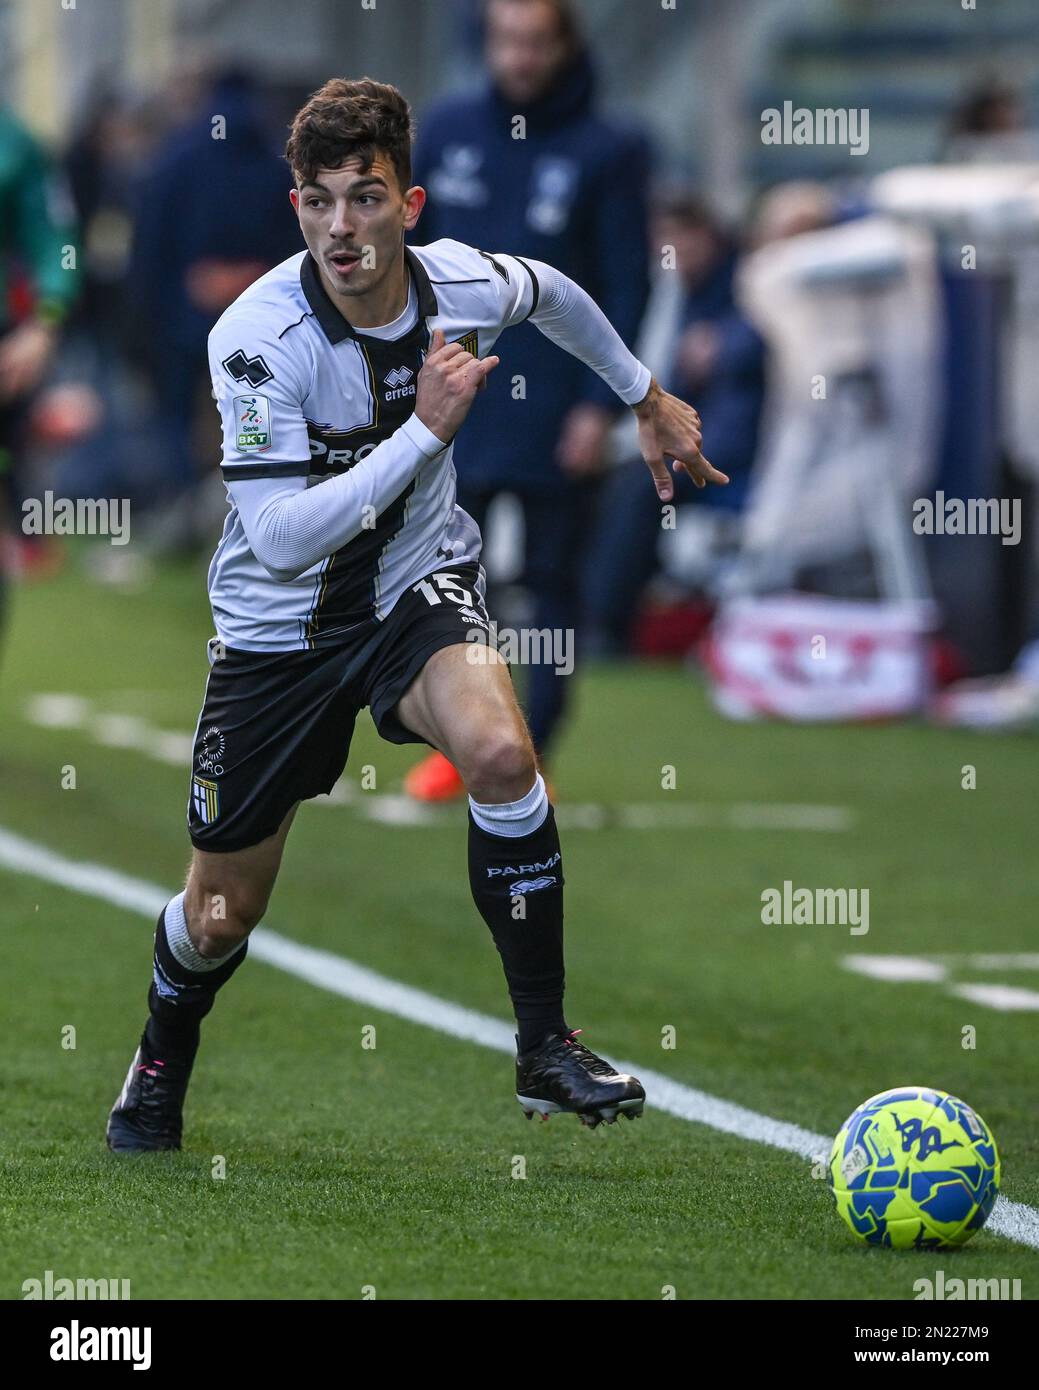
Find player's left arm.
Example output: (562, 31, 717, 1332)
(488, 251, 729, 502)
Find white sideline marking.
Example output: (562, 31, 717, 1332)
(843, 954, 1039, 1011)
(963, 954, 1039, 971)
(366, 797, 853, 833)
(23, 694, 853, 833)
(951, 984, 1039, 1013)
(2, 828, 1035, 1253)
(843, 955, 948, 983)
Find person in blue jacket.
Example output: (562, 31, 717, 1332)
(405, 0, 652, 799)
(128, 69, 302, 521)
(584, 192, 766, 654)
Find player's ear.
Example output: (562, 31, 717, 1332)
(402, 184, 426, 232)
(289, 187, 300, 215)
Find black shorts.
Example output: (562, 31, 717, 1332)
(187, 562, 491, 852)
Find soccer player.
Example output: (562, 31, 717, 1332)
(0, 105, 78, 635)
(106, 77, 726, 1151)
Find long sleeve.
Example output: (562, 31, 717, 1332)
(521, 256, 652, 406)
(227, 414, 449, 581)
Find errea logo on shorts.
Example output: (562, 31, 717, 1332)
(234, 395, 272, 451)
(457, 605, 488, 625)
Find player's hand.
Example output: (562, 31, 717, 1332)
(0, 319, 58, 403)
(632, 377, 729, 501)
(415, 328, 499, 442)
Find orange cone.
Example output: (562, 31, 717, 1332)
(404, 750, 466, 802)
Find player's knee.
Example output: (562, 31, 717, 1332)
(184, 882, 266, 956)
(465, 729, 537, 802)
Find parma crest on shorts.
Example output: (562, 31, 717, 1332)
(191, 776, 220, 824)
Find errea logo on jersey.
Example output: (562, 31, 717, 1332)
(383, 364, 415, 402)
(234, 395, 272, 451)
(222, 348, 273, 388)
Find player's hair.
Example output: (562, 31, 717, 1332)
(285, 76, 415, 195)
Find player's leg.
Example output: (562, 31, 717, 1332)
(519, 478, 600, 761)
(391, 641, 644, 1125)
(152, 806, 300, 1053)
(403, 483, 495, 803)
(0, 406, 11, 656)
(584, 456, 694, 654)
(108, 639, 361, 1152)
(106, 806, 298, 1153)
(393, 642, 567, 1050)
(0, 399, 29, 664)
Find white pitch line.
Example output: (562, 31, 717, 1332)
(950, 983, 1039, 1013)
(843, 955, 1039, 1011)
(962, 955, 1039, 972)
(1, 826, 1035, 1253)
(23, 694, 853, 834)
(851, 952, 1039, 974)
(843, 955, 949, 983)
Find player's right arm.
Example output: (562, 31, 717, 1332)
(209, 322, 490, 581)
(475, 247, 727, 503)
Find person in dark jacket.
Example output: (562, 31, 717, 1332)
(405, 0, 652, 798)
(0, 105, 79, 635)
(583, 193, 766, 654)
(128, 69, 302, 513)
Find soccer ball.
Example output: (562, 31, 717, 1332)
(828, 1086, 1000, 1249)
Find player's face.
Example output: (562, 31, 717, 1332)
(485, 0, 571, 106)
(290, 155, 422, 304)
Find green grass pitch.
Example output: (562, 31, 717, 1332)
(2, 552, 1037, 1299)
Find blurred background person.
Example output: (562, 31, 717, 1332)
(63, 87, 155, 366)
(746, 179, 838, 250)
(943, 78, 1039, 164)
(0, 100, 79, 631)
(127, 66, 302, 551)
(404, 0, 653, 798)
(583, 190, 765, 656)
(40, 86, 161, 523)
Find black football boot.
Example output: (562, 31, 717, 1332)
(106, 1030, 195, 1152)
(516, 1027, 645, 1127)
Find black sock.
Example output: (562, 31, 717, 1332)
(467, 803, 569, 1053)
(144, 902, 248, 1058)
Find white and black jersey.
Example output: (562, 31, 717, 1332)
(207, 237, 650, 652)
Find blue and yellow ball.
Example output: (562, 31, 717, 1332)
(828, 1086, 1000, 1249)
